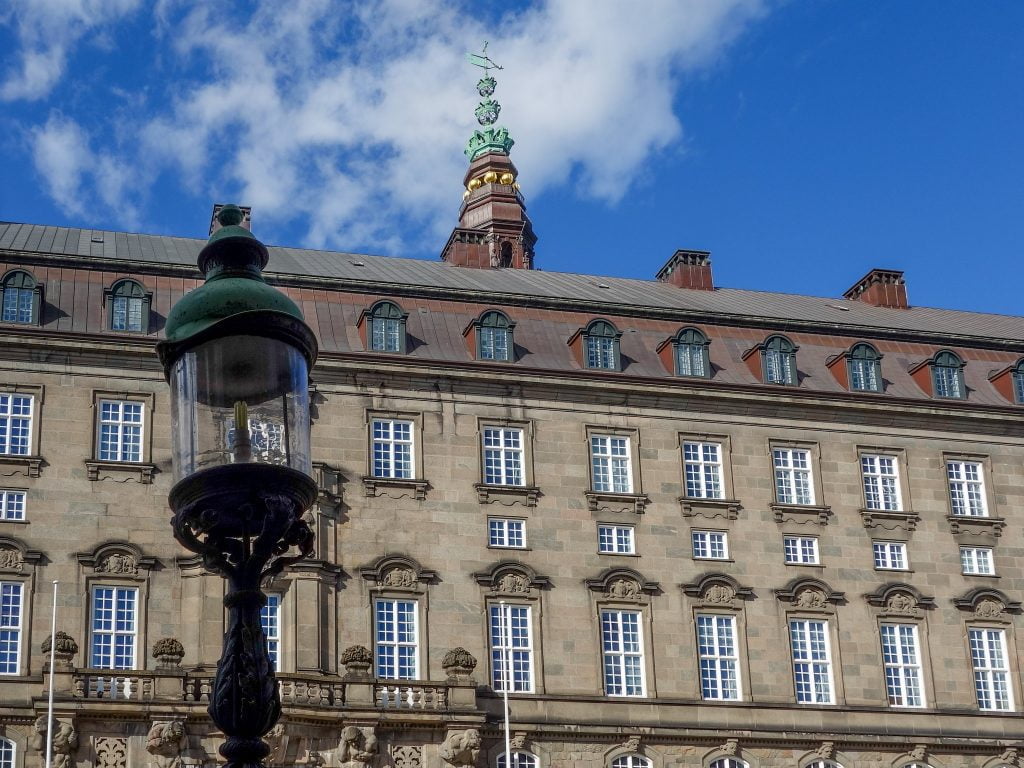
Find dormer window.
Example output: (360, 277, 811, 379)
(673, 328, 710, 378)
(762, 335, 797, 385)
(105, 279, 151, 333)
(0, 270, 41, 325)
(583, 320, 621, 371)
(1013, 360, 1024, 404)
(847, 343, 882, 392)
(931, 350, 965, 399)
(476, 310, 514, 361)
(366, 301, 407, 353)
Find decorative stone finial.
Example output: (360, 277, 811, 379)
(152, 637, 185, 669)
(341, 644, 373, 679)
(442, 647, 477, 681)
(42, 631, 78, 671)
(464, 42, 514, 160)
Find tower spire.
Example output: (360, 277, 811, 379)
(441, 43, 537, 270)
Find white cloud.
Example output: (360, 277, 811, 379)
(22, 0, 767, 251)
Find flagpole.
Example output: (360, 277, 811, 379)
(45, 579, 58, 768)
(500, 600, 512, 768)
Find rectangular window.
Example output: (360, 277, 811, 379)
(1015, 372, 1024, 405)
(601, 610, 645, 697)
(773, 448, 814, 505)
(598, 524, 635, 554)
(2, 287, 33, 324)
(682, 441, 724, 499)
(691, 530, 728, 560)
(849, 358, 880, 392)
(112, 296, 144, 332)
(947, 460, 987, 516)
(861, 454, 902, 511)
(676, 344, 707, 377)
(789, 619, 834, 704)
(90, 586, 138, 669)
(783, 536, 819, 565)
(483, 427, 524, 486)
(586, 337, 617, 370)
(374, 599, 418, 679)
(969, 628, 1013, 711)
(97, 400, 143, 462)
(488, 518, 526, 549)
(479, 326, 510, 361)
(590, 435, 632, 493)
(0, 394, 32, 456)
(0, 490, 26, 522)
(489, 603, 534, 692)
(961, 547, 995, 575)
(371, 317, 402, 352)
(934, 365, 962, 398)
(697, 614, 741, 700)
(371, 419, 414, 479)
(880, 623, 924, 707)
(765, 349, 794, 385)
(873, 541, 908, 570)
(261, 593, 282, 672)
(0, 582, 23, 675)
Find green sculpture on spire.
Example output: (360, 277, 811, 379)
(464, 42, 514, 161)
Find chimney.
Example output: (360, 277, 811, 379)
(656, 250, 713, 290)
(843, 268, 908, 309)
(209, 204, 252, 236)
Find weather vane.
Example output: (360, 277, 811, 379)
(463, 41, 514, 160)
(465, 41, 503, 73)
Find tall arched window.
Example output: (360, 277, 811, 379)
(105, 279, 151, 333)
(0, 737, 13, 768)
(761, 335, 797, 385)
(710, 759, 748, 768)
(847, 343, 882, 392)
(477, 311, 514, 362)
(1, 270, 41, 324)
(1011, 359, 1024, 404)
(931, 350, 965, 399)
(498, 753, 539, 768)
(367, 301, 407, 353)
(612, 756, 651, 768)
(584, 320, 621, 371)
(673, 327, 710, 378)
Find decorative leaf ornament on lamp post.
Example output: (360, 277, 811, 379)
(157, 205, 317, 768)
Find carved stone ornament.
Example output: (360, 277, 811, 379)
(704, 583, 736, 604)
(998, 747, 1018, 765)
(975, 598, 1005, 619)
(265, 722, 288, 766)
(152, 637, 185, 668)
(509, 732, 529, 751)
(720, 738, 739, 756)
(339, 726, 377, 768)
(146, 720, 187, 768)
(816, 742, 835, 759)
(380, 567, 417, 589)
(440, 729, 482, 768)
(622, 735, 642, 753)
(607, 577, 642, 600)
(497, 571, 528, 594)
(391, 745, 422, 768)
(442, 646, 478, 680)
(0, 546, 23, 572)
(885, 591, 917, 614)
(795, 587, 827, 608)
(33, 715, 78, 768)
(42, 631, 79, 668)
(99, 551, 138, 575)
(95, 737, 128, 768)
(341, 644, 373, 679)
(908, 745, 928, 761)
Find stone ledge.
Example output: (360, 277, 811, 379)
(474, 483, 539, 507)
(586, 491, 649, 514)
(772, 503, 832, 526)
(679, 497, 741, 520)
(0, 455, 42, 478)
(84, 459, 156, 484)
(362, 476, 428, 501)
(947, 514, 1005, 537)
(859, 508, 920, 532)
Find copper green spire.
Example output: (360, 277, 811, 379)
(464, 42, 514, 161)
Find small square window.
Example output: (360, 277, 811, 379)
(783, 536, 819, 565)
(598, 524, 635, 555)
(873, 541, 908, 570)
(960, 547, 995, 575)
(692, 530, 728, 560)
(488, 518, 526, 549)
(0, 490, 26, 521)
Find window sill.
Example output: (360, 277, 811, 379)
(474, 483, 539, 507)
(0, 519, 28, 526)
(859, 508, 920, 532)
(0, 455, 42, 478)
(679, 497, 741, 521)
(947, 515, 1005, 537)
(771, 503, 832, 526)
(486, 545, 531, 552)
(598, 551, 640, 558)
(84, 460, 156, 484)
(586, 491, 649, 514)
(784, 561, 823, 568)
(962, 571, 999, 579)
(693, 557, 734, 564)
(362, 476, 428, 501)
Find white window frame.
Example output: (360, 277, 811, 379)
(261, 593, 282, 672)
(370, 315, 402, 353)
(482, 426, 525, 486)
(489, 602, 534, 693)
(498, 753, 539, 768)
(682, 441, 724, 499)
(783, 536, 820, 565)
(0, 393, 32, 456)
(691, 530, 728, 560)
(598, 524, 635, 555)
(370, 418, 415, 480)
(90, 585, 139, 670)
(873, 541, 908, 571)
(586, 335, 617, 370)
(861, 454, 902, 511)
(696, 613, 741, 700)
(488, 517, 526, 549)
(947, 460, 988, 517)
(590, 435, 633, 494)
(880, 623, 925, 707)
(969, 627, 1014, 711)
(773, 448, 814, 505)
(96, 399, 144, 463)
(374, 598, 419, 680)
(789, 618, 835, 704)
(0, 489, 26, 521)
(612, 756, 652, 768)
(0, 581, 24, 675)
(0, 737, 13, 768)
(710, 759, 748, 768)
(960, 547, 995, 576)
(601, 609, 646, 697)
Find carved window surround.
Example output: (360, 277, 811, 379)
(313, 462, 343, 510)
(679, 498, 741, 521)
(361, 476, 428, 501)
(585, 491, 649, 515)
(359, 554, 437, 595)
(681, 573, 754, 610)
(84, 459, 157, 484)
(0, 455, 42, 478)
(859, 508, 920, 532)
(475, 483, 539, 507)
(952, 588, 1021, 624)
(864, 583, 936, 619)
(772, 503, 832, 526)
(775, 577, 845, 614)
(946, 514, 1005, 538)
(0, 535, 43, 575)
(472, 561, 551, 598)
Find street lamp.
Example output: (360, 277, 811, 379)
(158, 205, 318, 768)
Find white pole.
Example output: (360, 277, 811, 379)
(500, 600, 512, 768)
(45, 580, 58, 768)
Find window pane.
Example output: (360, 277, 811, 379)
(697, 614, 740, 700)
(789, 619, 833, 704)
(375, 599, 418, 679)
(590, 435, 632, 493)
(0, 582, 23, 674)
(0, 394, 32, 456)
(881, 623, 924, 706)
(969, 628, 1013, 710)
(773, 448, 814, 505)
(261, 594, 282, 672)
(947, 461, 987, 516)
(372, 419, 414, 479)
(490, 604, 533, 692)
(601, 610, 645, 696)
(483, 427, 524, 486)
(682, 441, 723, 499)
(91, 586, 137, 670)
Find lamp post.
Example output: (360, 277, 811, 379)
(158, 205, 318, 768)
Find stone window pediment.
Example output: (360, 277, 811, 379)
(358, 554, 436, 594)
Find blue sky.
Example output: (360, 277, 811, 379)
(1, 1, 1021, 315)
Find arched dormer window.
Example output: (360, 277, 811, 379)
(847, 343, 882, 392)
(1, 270, 41, 325)
(584, 320, 621, 371)
(762, 335, 797, 385)
(498, 753, 539, 768)
(105, 279, 151, 333)
(476, 310, 514, 362)
(673, 327, 710, 378)
(612, 757, 651, 768)
(931, 350, 965, 399)
(366, 301, 407, 354)
(1011, 359, 1024, 404)
(0, 738, 13, 768)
